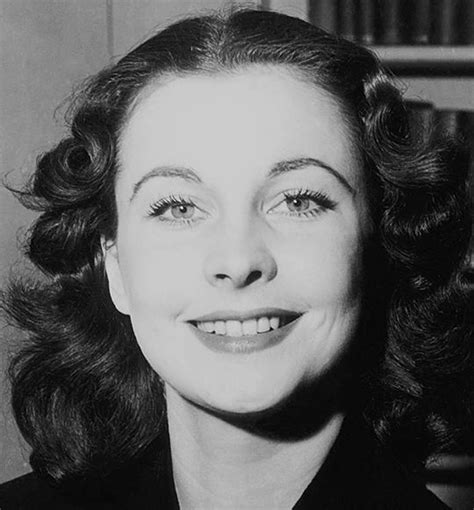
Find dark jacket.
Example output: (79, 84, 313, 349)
(0, 414, 449, 509)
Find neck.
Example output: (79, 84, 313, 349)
(165, 384, 345, 510)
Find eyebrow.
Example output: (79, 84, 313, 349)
(130, 157, 354, 202)
(267, 158, 355, 194)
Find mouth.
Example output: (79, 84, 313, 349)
(188, 313, 301, 337)
(186, 311, 303, 354)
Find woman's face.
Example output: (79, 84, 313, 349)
(104, 66, 370, 414)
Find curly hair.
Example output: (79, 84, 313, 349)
(2, 7, 473, 486)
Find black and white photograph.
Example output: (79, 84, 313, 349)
(0, 1, 473, 508)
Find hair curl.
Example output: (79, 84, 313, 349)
(2, 7, 472, 485)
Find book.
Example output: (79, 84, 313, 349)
(434, 109, 464, 140)
(460, 0, 474, 44)
(358, 0, 376, 45)
(377, 0, 403, 45)
(431, 0, 459, 45)
(410, 0, 431, 44)
(337, 0, 358, 41)
(308, 0, 337, 34)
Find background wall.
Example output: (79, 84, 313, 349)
(0, 0, 110, 483)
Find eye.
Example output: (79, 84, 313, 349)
(268, 188, 337, 219)
(147, 194, 206, 226)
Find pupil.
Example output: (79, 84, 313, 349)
(288, 197, 309, 212)
(171, 204, 194, 219)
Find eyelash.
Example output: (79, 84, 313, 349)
(147, 194, 199, 227)
(146, 188, 336, 226)
(279, 188, 337, 218)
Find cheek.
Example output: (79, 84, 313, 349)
(118, 234, 200, 318)
(279, 223, 364, 308)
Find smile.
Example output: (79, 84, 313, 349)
(189, 315, 298, 337)
(187, 310, 303, 354)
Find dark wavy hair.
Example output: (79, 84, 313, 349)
(2, 7, 473, 486)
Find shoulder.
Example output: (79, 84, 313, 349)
(0, 448, 175, 510)
(365, 448, 450, 509)
(0, 472, 75, 510)
(0, 472, 123, 510)
(348, 421, 451, 509)
(298, 414, 451, 509)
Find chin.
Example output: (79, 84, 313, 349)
(193, 375, 303, 417)
(207, 395, 280, 416)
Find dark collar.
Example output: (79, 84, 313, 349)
(153, 413, 448, 509)
(0, 413, 449, 509)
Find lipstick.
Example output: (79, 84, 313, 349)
(186, 311, 302, 354)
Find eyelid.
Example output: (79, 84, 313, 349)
(145, 186, 336, 228)
(267, 187, 337, 212)
(147, 194, 207, 223)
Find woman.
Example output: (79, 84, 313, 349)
(0, 7, 472, 509)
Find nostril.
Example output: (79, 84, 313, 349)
(214, 270, 262, 286)
(245, 270, 262, 286)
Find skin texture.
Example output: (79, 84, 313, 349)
(103, 65, 370, 508)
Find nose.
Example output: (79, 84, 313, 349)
(203, 223, 277, 289)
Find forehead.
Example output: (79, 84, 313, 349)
(118, 66, 359, 187)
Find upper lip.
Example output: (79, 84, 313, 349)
(188, 307, 302, 323)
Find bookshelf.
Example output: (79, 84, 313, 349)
(369, 46, 474, 76)
(371, 45, 474, 75)
(368, 44, 474, 112)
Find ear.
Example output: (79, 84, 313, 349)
(101, 237, 130, 315)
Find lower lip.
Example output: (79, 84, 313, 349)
(187, 316, 302, 354)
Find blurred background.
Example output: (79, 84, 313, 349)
(1, 0, 473, 507)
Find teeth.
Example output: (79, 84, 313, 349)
(257, 317, 270, 333)
(195, 316, 285, 337)
(242, 319, 257, 335)
(197, 321, 214, 333)
(203, 322, 214, 333)
(215, 321, 226, 335)
(269, 317, 280, 330)
(225, 320, 243, 336)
